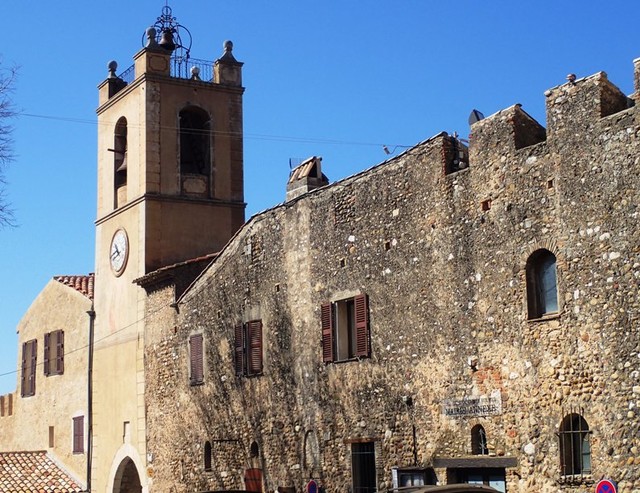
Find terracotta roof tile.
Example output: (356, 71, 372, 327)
(0, 451, 84, 492)
(54, 274, 94, 300)
(133, 252, 218, 286)
(288, 156, 321, 183)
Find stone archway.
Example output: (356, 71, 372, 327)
(112, 457, 142, 493)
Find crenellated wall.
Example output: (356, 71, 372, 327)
(0, 393, 14, 417)
(143, 62, 640, 493)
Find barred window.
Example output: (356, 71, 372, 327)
(471, 424, 489, 455)
(559, 413, 591, 477)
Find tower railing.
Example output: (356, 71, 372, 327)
(117, 56, 215, 85)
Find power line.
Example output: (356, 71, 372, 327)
(18, 111, 411, 149)
(0, 294, 172, 381)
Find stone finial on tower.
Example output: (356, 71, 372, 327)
(108, 60, 118, 78)
(214, 40, 243, 86)
(101, 60, 127, 100)
(145, 27, 159, 49)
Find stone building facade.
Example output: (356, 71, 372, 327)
(141, 60, 640, 493)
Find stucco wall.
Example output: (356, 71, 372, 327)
(0, 279, 91, 486)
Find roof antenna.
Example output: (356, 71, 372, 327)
(468, 109, 485, 126)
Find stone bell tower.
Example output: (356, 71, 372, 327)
(91, 5, 245, 491)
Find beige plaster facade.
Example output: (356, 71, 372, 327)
(0, 277, 93, 488)
(91, 31, 245, 493)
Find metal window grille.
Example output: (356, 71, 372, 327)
(352, 442, 376, 493)
(558, 410, 591, 481)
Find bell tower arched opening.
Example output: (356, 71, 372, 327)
(179, 105, 211, 196)
(113, 117, 128, 208)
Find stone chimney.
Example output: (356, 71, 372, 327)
(286, 156, 329, 201)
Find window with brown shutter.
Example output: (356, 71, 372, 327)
(44, 330, 64, 376)
(247, 320, 263, 376)
(44, 333, 50, 376)
(56, 331, 64, 374)
(189, 334, 204, 385)
(235, 320, 263, 377)
(72, 416, 84, 454)
(321, 303, 334, 362)
(354, 294, 370, 358)
(321, 294, 370, 363)
(21, 339, 37, 397)
(234, 324, 244, 376)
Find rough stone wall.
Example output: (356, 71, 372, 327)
(144, 66, 640, 493)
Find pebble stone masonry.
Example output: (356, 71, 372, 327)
(140, 59, 640, 493)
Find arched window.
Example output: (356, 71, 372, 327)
(113, 117, 128, 208)
(526, 249, 558, 319)
(471, 425, 489, 455)
(204, 441, 212, 471)
(249, 441, 259, 458)
(179, 106, 211, 176)
(559, 414, 591, 476)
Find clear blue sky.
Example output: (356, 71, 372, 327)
(1, 0, 639, 394)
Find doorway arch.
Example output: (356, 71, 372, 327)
(112, 456, 142, 493)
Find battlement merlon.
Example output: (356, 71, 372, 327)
(468, 104, 546, 163)
(634, 57, 640, 99)
(545, 71, 631, 139)
(468, 66, 637, 164)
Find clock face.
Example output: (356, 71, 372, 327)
(110, 229, 129, 276)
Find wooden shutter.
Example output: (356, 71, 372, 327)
(56, 330, 64, 375)
(234, 324, 245, 376)
(20, 342, 27, 396)
(189, 334, 204, 385)
(354, 294, 370, 358)
(28, 340, 37, 396)
(43, 333, 51, 376)
(321, 303, 334, 362)
(247, 320, 263, 375)
(73, 416, 84, 453)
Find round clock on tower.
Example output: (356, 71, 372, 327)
(109, 229, 129, 276)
